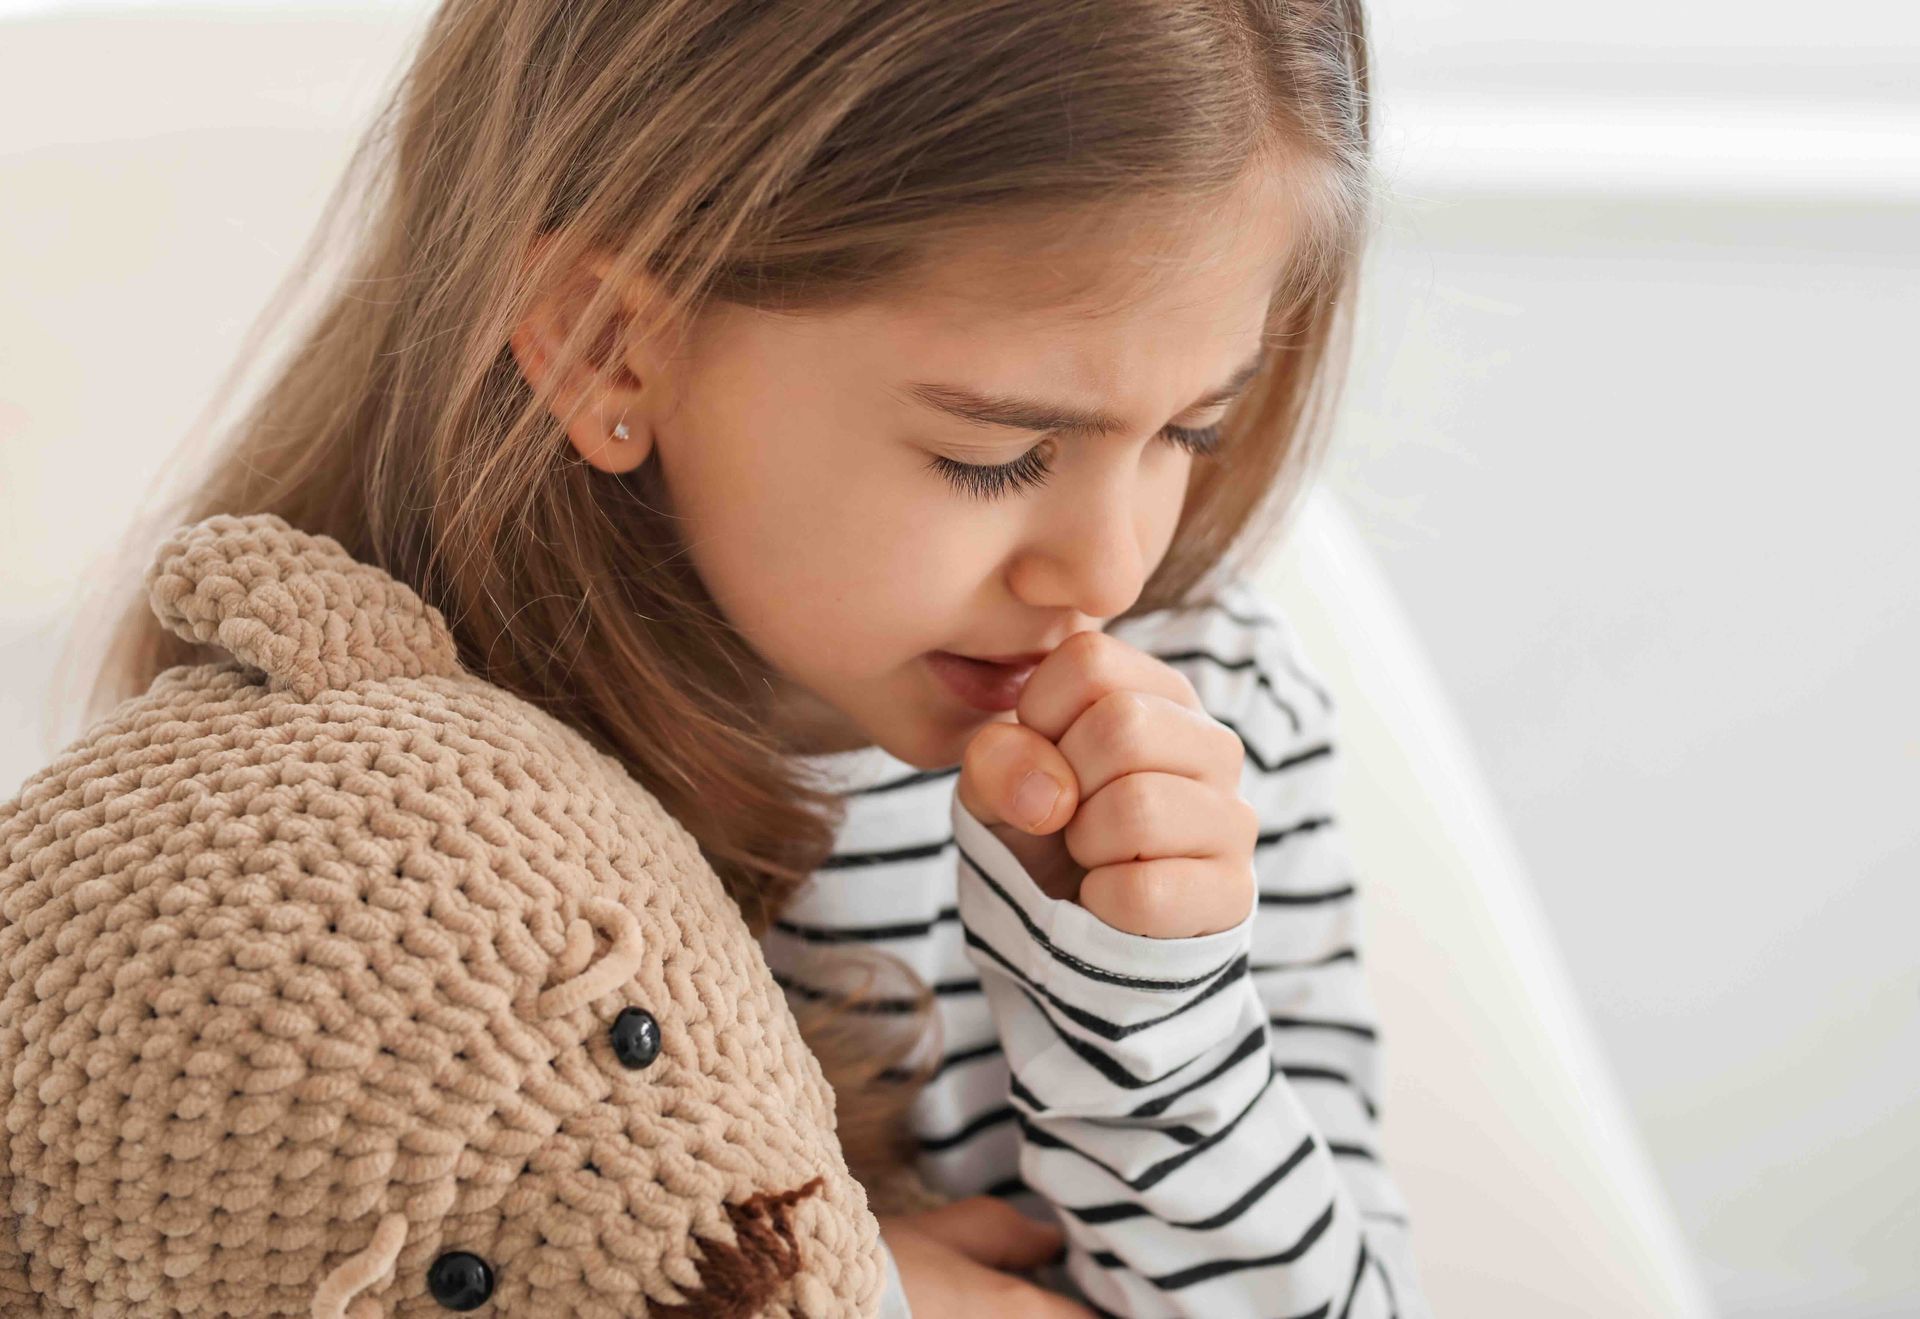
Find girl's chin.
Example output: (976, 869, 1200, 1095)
(780, 665, 1020, 766)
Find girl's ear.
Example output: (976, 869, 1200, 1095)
(508, 235, 668, 475)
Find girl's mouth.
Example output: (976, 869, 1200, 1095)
(924, 651, 1039, 713)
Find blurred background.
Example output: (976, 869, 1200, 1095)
(2, 2, 1915, 1315)
(1337, 8, 1918, 1316)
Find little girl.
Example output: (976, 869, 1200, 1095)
(88, 0, 1430, 1314)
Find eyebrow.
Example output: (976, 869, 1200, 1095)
(900, 350, 1267, 439)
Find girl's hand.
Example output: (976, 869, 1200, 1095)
(954, 629, 1259, 939)
(878, 1197, 1093, 1318)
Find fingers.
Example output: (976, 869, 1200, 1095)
(1019, 632, 1241, 803)
(1065, 769, 1259, 937)
(881, 1223, 1096, 1319)
(1078, 853, 1256, 938)
(955, 644, 1238, 837)
(953, 629, 1258, 928)
(1065, 769, 1259, 869)
(1055, 688, 1245, 800)
(1014, 630, 1204, 744)
(896, 1196, 1067, 1272)
(955, 721, 1081, 835)
(1005, 1283, 1097, 1318)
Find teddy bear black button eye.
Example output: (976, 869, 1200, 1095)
(427, 1250, 494, 1310)
(610, 1006, 661, 1069)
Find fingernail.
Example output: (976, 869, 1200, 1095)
(1014, 772, 1060, 829)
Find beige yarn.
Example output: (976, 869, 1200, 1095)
(0, 512, 884, 1317)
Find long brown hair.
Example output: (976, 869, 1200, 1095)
(68, 0, 1377, 1205)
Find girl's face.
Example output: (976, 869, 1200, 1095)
(583, 172, 1295, 768)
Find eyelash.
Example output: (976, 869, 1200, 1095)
(927, 422, 1225, 502)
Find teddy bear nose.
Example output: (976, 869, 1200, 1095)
(650, 1177, 827, 1319)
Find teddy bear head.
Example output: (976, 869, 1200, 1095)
(0, 512, 882, 1317)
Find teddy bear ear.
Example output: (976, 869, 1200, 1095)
(143, 511, 462, 702)
(311, 1211, 410, 1319)
(535, 896, 647, 1021)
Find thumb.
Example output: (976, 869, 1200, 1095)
(900, 1196, 1068, 1273)
(955, 721, 1078, 836)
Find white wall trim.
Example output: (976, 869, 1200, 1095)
(1379, 94, 1920, 203)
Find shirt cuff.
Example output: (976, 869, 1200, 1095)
(950, 793, 1254, 1003)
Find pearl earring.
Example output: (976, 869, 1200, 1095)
(612, 417, 631, 442)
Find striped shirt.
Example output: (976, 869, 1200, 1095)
(773, 578, 1432, 1318)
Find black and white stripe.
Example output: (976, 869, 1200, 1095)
(771, 578, 1431, 1317)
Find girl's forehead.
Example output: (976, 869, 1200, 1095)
(843, 234, 1287, 380)
(931, 159, 1294, 272)
(876, 183, 1301, 337)
(908, 232, 1247, 320)
(719, 176, 1295, 404)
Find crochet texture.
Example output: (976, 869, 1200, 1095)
(0, 512, 883, 1317)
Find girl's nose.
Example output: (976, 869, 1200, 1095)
(1014, 484, 1154, 622)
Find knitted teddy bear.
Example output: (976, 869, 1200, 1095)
(0, 512, 886, 1317)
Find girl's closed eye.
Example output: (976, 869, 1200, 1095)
(926, 421, 1224, 502)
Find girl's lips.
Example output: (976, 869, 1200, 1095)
(925, 651, 1039, 713)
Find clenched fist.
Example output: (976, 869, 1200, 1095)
(954, 630, 1260, 939)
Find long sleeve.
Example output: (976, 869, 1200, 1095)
(948, 580, 1431, 1318)
(1215, 584, 1432, 1317)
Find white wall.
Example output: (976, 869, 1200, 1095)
(1335, 6, 1920, 1315)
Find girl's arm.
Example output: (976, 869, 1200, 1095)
(949, 584, 1432, 1317)
(1218, 583, 1429, 1316)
